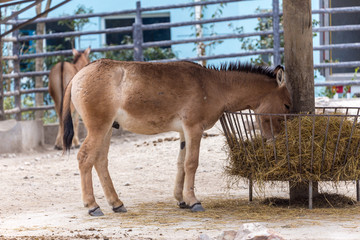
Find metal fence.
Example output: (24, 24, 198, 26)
(1, 0, 360, 120)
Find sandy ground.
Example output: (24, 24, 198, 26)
(1, 99, 360, 239)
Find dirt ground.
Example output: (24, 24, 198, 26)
(2, 99, 360, 240)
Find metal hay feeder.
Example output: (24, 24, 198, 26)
(220, 107, 360, 209)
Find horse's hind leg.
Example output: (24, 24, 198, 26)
(71, 108, 80, 148)
(77, 126, 123, 216)
(174, 132, 187, 208)
(94, 128, 126, 213)
(53, 99, 63, 150)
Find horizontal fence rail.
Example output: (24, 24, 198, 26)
(1, 0, 360, 120)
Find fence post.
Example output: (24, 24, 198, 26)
(0, 37, 4, 120)
(272, 0, 281, 66)
(133, 1, 143, 61)
(12, 14, 21, 121)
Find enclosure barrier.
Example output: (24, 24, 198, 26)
(220, 107, 360, 209)
(1, 0, 360, 120)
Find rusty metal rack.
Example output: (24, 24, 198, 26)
(220, 107, 360, 209)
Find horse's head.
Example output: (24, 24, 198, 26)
(255, 65, 291, 139)
(73, 47, 91, 70)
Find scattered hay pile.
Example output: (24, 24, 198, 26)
(225, 115, 360, 183)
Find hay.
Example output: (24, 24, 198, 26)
(115, 196, 360, 228)
(225, 115, 360, 183)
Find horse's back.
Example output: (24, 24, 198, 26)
(71, 59, 215, 134)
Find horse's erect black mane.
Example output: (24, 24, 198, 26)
(184, 61, 277, 79)
(213, 62, 277, 79)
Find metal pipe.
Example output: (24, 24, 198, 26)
(272, 0, 281, 66)
(309, 181, 313, 209)
(12, 15, 21, 120)
(0, 0, 42, 25)
(18, 26, 133, 41)
(133, 1, 143, 61)
(1, 0, 70, 38)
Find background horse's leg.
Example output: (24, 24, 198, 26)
(183, 127, 205, 212)
(174, 132, 186, 208)
(94, 128, 126, 213)
(54, 122, 63, 150)
(53, 91, 63, 150)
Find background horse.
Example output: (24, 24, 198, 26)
(62, 59, 291, 216)
(48, 47, 91, 150)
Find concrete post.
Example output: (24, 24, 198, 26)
(283, 0, 315, 114)
(283, 0, 317, 201)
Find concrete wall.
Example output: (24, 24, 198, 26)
(0, 120, 44, 153)
(0, 120, 127, 153)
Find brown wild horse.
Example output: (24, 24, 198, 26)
(48, 47, 91, 150)
(62, 59, 291, 216)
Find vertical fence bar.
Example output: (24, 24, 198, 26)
(249, 178, 253, 202)
(269, 116, 277, 163)
(309, 181, 313, 209)
(331, 116, 345, 173)
(298, 116, 302, 175)
(321, 116, 330, 173)
(12, 14, 21, 120)
(256, 113, 268, 167)
(133, 1, 144, 61)
(272, 0, 281, 66)
(284, 115, 290, 173)
(0, 37, 4, 120)
(357, 180, 360, 202)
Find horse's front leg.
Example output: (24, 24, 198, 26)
(174, 132, 187, 208)
(182, 127, 205, 212)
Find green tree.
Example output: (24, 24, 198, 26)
(58, 5, 94, 48)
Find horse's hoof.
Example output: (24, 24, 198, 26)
(88, 206, 104, 216)
(54, 145, 62, 150)
(190, 203, 205, 212)
(112, 204, 127, 213)
(178, 201, 189, 209)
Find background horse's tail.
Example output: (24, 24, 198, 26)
(61, 80, 74, 152)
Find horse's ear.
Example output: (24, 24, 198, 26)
(274, 65, 285, 86)
(72, 48, 79, 56)
(84, 47, 91, 57)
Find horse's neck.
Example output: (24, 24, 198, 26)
(74, 59, 87, 72)
(211, 70, 276, 112)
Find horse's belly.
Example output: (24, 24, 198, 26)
(115, 109, 182, 135)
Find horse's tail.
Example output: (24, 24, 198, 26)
(61, 80, 74, 153)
